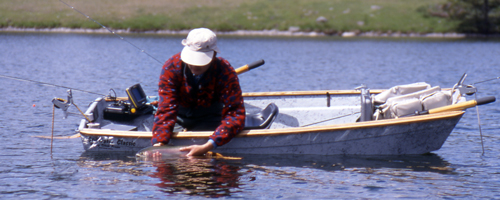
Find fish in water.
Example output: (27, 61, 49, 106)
(135, 145, 188, 160)
(136, 145, 243, 161)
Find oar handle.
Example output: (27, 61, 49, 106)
(235, 59, 265, 75)
(422, 96, 496, 114)
(476, 96, 496, 105)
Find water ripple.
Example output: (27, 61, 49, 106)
(1, 33, 500, 199)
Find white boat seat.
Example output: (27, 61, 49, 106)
(244, 103, 279, 129)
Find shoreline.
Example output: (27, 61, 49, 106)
(1, 26, 498, 38)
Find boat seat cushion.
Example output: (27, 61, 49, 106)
(374, 86, 452, 119)
(244, 103, 279, 130)
(374, 82, 431, 104)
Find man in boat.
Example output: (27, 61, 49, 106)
(151, 28, 245, 157)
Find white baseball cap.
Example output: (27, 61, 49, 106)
(180, 28, 220, 66)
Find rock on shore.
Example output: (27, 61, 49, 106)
(0, 26, 478, 38)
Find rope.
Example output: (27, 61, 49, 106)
(73, 102, 91, 122)
(473, 76, 500, 85)
(475, 94, 485, 155)
(51, 105, 55, 155)
(301, 112, 361, 127)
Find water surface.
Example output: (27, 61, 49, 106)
(0, 32, 499, 199)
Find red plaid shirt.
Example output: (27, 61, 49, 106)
(152, 53, 245, 147)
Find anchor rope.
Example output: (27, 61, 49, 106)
(59, 0, 164, 65)
(51, 105, 55, 154)
(475, 94, 485, 155)
(73, 102, 92, 122)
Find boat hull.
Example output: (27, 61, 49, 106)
(79, 111, 463, 155)
(211, 114, 462, 155)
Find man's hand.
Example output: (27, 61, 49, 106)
(153, 142, 164, 147)
(143, 143, 164, 160)
(179, 141, 214, 157)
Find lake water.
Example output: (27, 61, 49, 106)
(0, 32, 499, 199)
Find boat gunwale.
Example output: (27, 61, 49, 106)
(105, 89, 386, 101)
(240, 88, 449, 97)
(79, 111, 464, 138)
(241, 89, 384, 97)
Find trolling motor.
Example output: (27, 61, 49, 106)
(52, 89, 73, 119)
(48, 89, 90, 152)
(51, 89, 91, 122)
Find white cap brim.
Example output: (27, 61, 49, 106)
(181, 46, 214, 66)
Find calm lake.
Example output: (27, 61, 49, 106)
(0, 32, 499, 199)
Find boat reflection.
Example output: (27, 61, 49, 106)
(79, 152, 454, 197)
(223, 153, 455, 174)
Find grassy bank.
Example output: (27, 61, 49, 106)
(0, 0, 454, 34)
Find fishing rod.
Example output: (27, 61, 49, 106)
(59, 0, 164, 65)
(0, 74, 105, 96)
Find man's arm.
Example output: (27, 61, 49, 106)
(209, 58, 246, 147)
(151, 56, 182, 145)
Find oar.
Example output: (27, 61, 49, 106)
(418, 96, 496, 115)
(34, 133, 81, 139)
(235, 59, 265, 75)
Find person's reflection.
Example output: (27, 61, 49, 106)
(149, 158, 241, 197)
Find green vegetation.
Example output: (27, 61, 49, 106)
(419, 0, 500, 33)
(0, 0, 487, 34)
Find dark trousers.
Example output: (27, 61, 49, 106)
(175, 103, 223, 132)
(174, 115, 221, 132)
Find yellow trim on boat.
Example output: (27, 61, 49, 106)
(106, 89, 386, 101)
(242, 90, 384, 97)
(80, 111, 464, 138)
